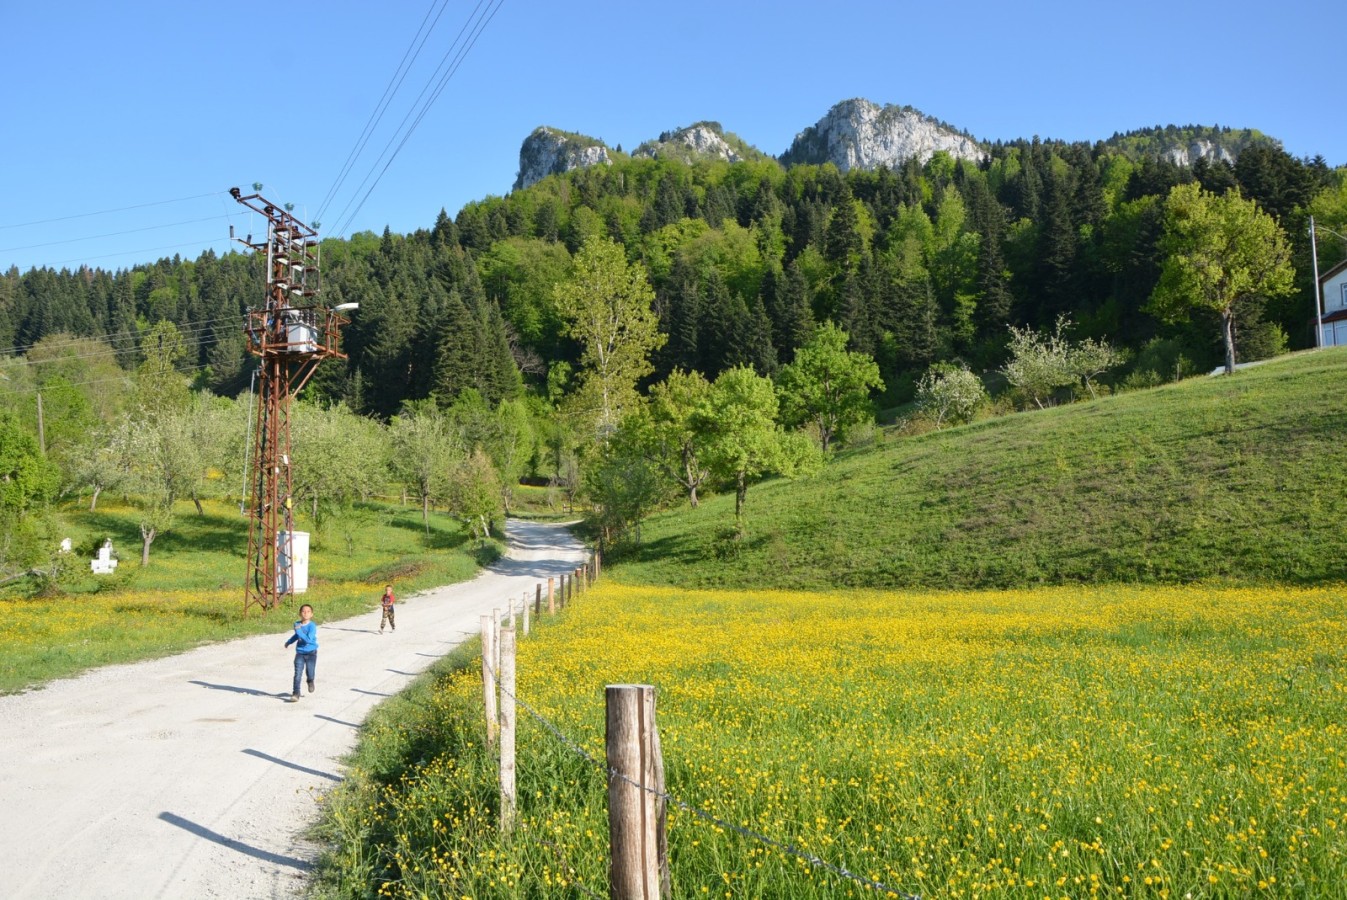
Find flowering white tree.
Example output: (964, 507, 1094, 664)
(916, 362, 987, 428)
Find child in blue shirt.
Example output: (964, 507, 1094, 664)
(284, 603, 318, 702)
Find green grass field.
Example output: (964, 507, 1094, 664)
(616, 349, 1347, 591)
(0, 498, 499, 693)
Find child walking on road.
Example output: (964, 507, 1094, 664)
(284, 603, 318, 702)
(379, 584, 396, 633)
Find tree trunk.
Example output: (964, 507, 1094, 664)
(682, 448, 700, 508)
(1222, 311, 1237, 375)
(192, 493, 204, 516)
(312, 494, 319, 521)
(422, 493, 430, 534)
(735, 472, 747, 532)
(141, 525, 156, 566)
(89, 485, 102, 512)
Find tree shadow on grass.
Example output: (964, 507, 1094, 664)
(384, 515, 470, 551)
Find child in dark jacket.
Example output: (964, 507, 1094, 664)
(284, 603, 317, 702)
(379, 584, 396, 633)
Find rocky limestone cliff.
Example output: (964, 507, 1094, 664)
(632, 122, 769, 164)
(1162, 140, 1237, 167)
(1101, 125, 1277, 166)
(780, 98, 985, 172)
(513, 127, 611, 192)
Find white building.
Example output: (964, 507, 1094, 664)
(1318, 258, 1347, 347)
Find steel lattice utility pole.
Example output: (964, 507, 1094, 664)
(230, 187, 351, 614)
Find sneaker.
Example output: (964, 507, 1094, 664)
(307, 679, 315, 694)
(288, 694, 300, 703)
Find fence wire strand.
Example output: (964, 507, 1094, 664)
(483, 643, 919, 900)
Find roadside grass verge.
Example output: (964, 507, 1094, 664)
(616, 349, 1347, 591)
(0, 499, 499, 694)
(310, 580, 1347, 897)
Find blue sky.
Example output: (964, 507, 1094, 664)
(2, 0, 1343, 273)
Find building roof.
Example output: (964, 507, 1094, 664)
(1320, 257, 1347, 286)
(1322, 308, 1347, 325)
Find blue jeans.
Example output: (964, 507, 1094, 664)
(292, 651, 317, 696)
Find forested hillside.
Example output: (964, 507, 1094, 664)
(4, 137, 1341, 418)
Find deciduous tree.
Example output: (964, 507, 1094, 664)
(552, 236, 665, 438)
(776, 322, 882, 452)
(1149, 184, 1293, 375)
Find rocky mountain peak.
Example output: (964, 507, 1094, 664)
(780, 98, 985, 172)
(513, 126, 610, 192)
(632, 122, 765, 164)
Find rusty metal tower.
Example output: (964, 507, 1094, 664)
(230, 187, 350, 614)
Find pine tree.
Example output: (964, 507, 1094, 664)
(738, 293, 779, 376)
(432, 289, 484, 407)
(480, 299, 523, 403)
(660, 259, 701, 375)
(773, 260, 815, 363)
(1035, 169, 1078, 322)
(698, 268, 734, 375)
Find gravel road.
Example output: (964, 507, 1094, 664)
(0, 519, 584, 899)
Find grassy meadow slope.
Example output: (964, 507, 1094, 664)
(619, 349, 1347, 590)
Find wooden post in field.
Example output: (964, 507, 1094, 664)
(504, 597, 514, 629)
(492, 608, 501, 682)
(595, 550, 601, 581)
(522, 591, 531, 637)
(606, 684, 668, 900)
(547, 577, 555, 614)
(535, 583, 542, 617)
(560, 573, 567, 609)
(499, 626, 517, 834)
(480, 615, 497, 748)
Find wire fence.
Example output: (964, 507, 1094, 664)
(481, 609, 920, 900)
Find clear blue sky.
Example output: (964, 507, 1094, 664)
(2, 0, 1342, 273)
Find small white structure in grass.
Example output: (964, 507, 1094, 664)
(91, 539, 118, 575)
(59, 538, 72, 554)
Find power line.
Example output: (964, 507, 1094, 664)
(331, 0, 504, 238)
(0, 192, 227, 231)
(0, 361, 215, 398)
(27, 237, 239, 270)
(315, 0, 451, 225)
(0, 214, 239, 254)
(0, 314, 247, 362)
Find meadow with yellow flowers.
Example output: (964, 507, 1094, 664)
(315, 580, 1347, 898)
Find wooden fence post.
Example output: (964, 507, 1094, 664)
(499, 626, 517, 834)
(595, 550, 601, 581)
(560, 573, 567, 609)
(535, 583, 542, 617)
(548, 576, 555, 614)
(480, 615, 497, 748)
(522, 590, 531, 637)
(492, 608, 501, 683)
(606, 684, 668, 900)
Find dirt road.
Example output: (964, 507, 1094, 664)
(0, 520, 584, 899)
